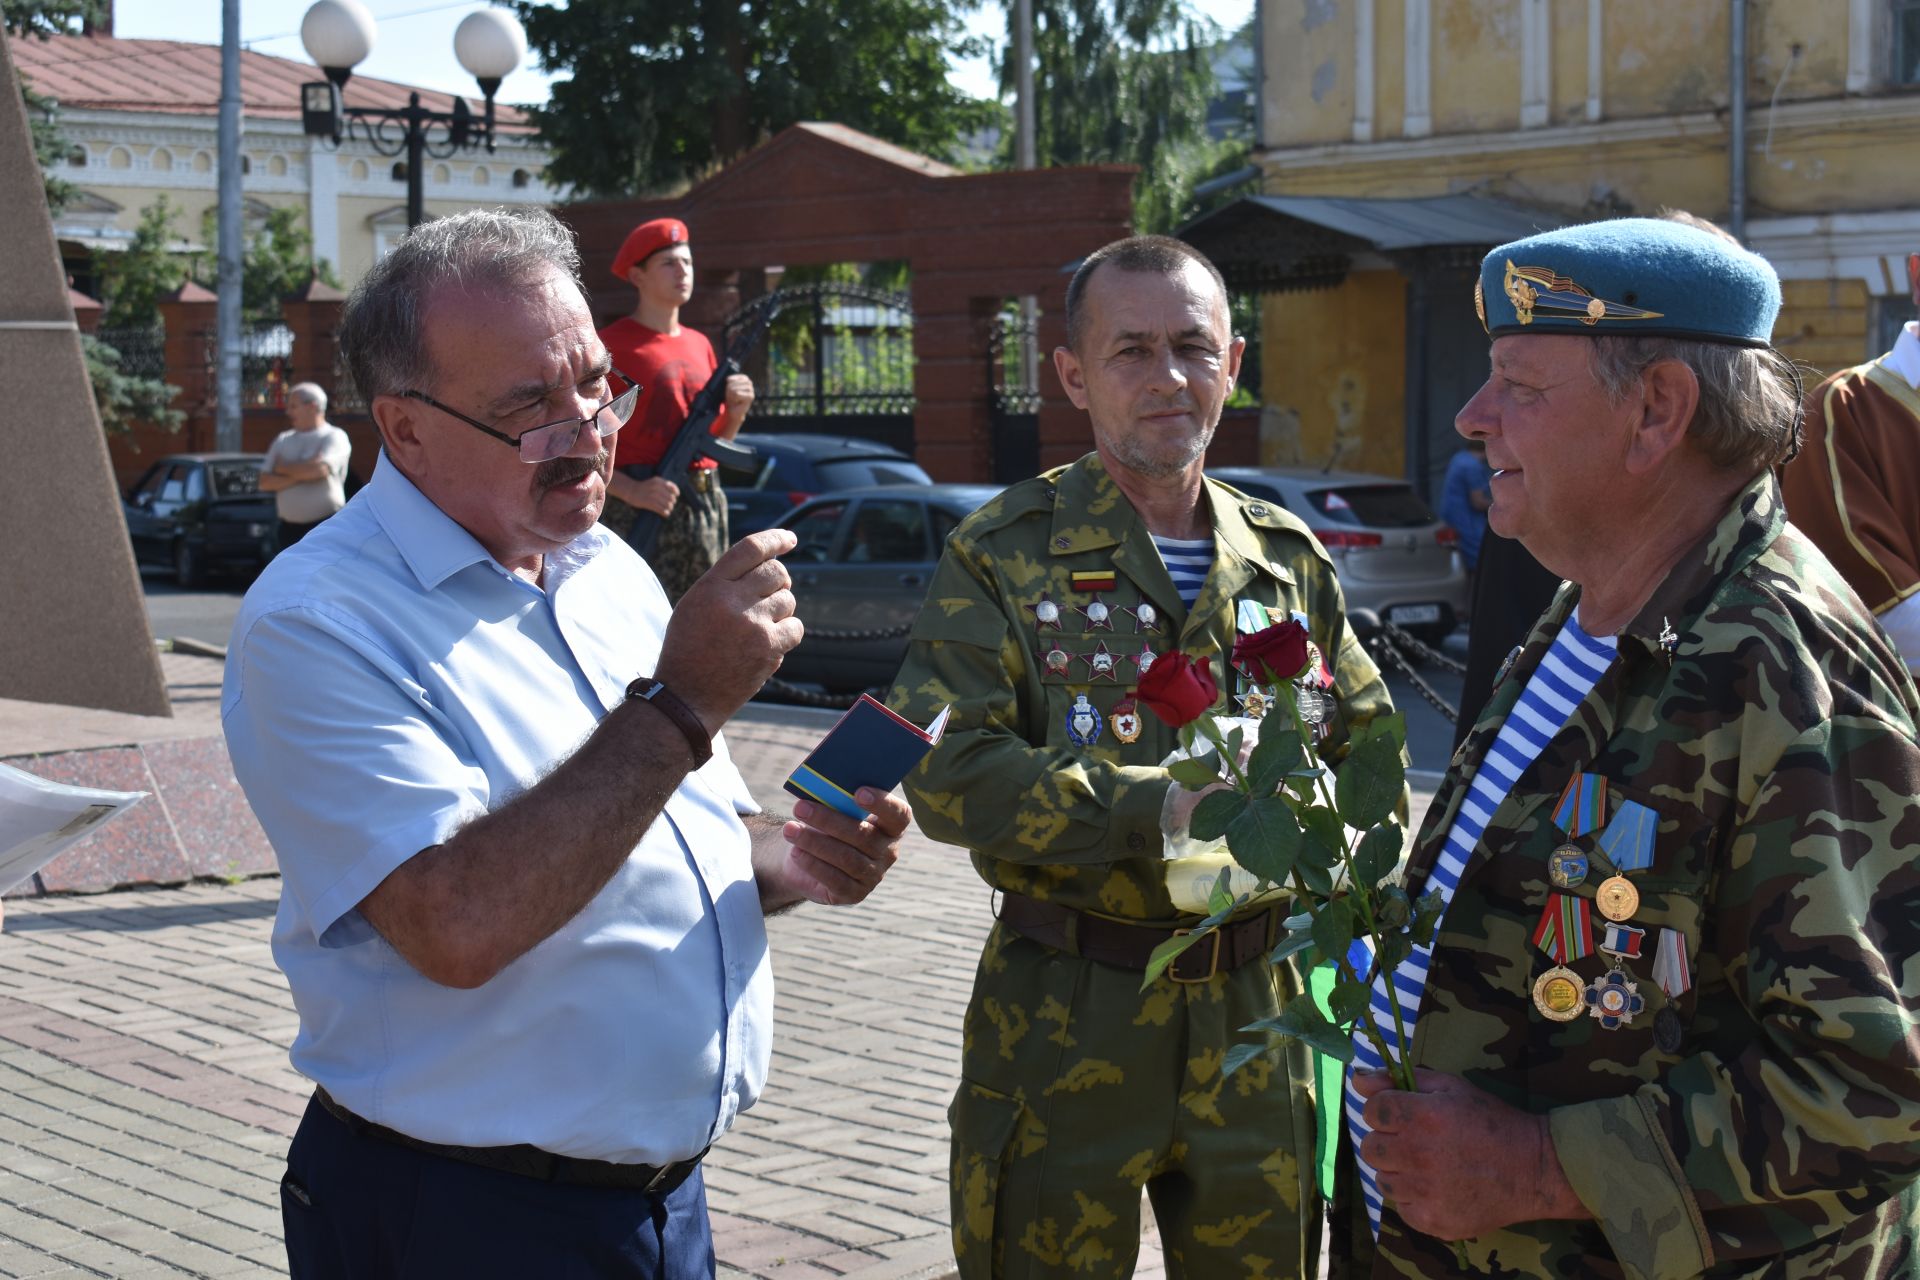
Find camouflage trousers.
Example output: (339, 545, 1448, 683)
(950, 922, 1318, 1280)
(602, 469, 729, 603)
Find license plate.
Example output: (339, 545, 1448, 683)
(1388, 604, 1442, 625)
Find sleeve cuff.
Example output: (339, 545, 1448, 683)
(1112, 764, 1174, 861)
(1549, 1094, 1713, 1280)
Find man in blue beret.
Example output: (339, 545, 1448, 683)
(1333, 217, 1920, 1278)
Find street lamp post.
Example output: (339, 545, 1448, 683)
(297, 0, 526, 229)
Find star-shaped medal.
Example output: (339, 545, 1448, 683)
(1077, 593, 1116, 632)
(1082, 641, 1119, 682)
(1129, 643, 1158, 677)
(1120, 600, 1162, 634)
(1026, 593, 1063, 633)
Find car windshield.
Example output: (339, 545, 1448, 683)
(815, 458, 932, 490)
(208, 463, 262, 498)
(1307, 485, 1434, 529)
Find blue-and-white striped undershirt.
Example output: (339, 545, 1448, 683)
(1151, 534, 1214, 609)
(1344, 609, 1617, 1236)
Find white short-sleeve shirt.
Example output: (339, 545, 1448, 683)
(222, 454, 770, 1165)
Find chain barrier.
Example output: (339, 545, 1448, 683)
(757, 676, 878, 709)
(1379, 621, 1467, 676)
(1364, 629, 1460, 725)
(798, 621, 915, 643)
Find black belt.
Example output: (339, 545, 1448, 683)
(313, 1088, 706, 1193)
(996, 893, 1278, 983)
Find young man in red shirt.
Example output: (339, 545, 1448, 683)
(599, 218, 755, 600)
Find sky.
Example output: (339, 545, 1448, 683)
(110, 1, 1255, 108)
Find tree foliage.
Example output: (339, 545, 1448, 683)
(1001, 0, 1238, 233)
(198, 204, 341, 323)
(83, 334, 181, 434)
(5, 0, 100, 213)
(512, 0, 1000, 197)
(97, 197, 190, 331)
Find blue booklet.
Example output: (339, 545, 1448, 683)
(784, 695, 950, 820)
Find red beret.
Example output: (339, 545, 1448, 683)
(612, 218, 689, 280)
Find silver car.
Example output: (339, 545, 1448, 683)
(1209, 467, 1469, 640)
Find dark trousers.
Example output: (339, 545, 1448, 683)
(281, 1096, 716, 1280)
(277, 518, 324, 551)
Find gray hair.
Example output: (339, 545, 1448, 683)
(1585, 336, 1802, 474)
(339, 207, 583, 403)
(288, 381, 326, 412)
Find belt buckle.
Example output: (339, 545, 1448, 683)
(644, 1160, 681, 1193)
(1168, 927, 1222, 983)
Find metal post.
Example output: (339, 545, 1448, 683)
(406, 93, 426, 229)
(215, 0, 243, 451)
(1729, 0, 1747, 243)
(812, 293, 826, 419)
(1014, 0, 1036, 170)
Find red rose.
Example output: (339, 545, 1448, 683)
(1136, 652, 1218, 728)
(1233, 620, 1312, 686)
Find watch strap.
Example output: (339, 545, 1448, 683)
(624, 676, 713, 769)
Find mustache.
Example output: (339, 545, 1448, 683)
(535, 450, 610, 489)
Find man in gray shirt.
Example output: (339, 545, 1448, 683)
(260, 382, 352, 549)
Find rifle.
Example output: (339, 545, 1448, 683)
(625, 295, 782, 560)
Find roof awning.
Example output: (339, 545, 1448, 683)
(1176, 194, 1564, 293)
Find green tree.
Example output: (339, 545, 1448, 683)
(4, 0, 100, 213)
(512, 0, 999, 197)
(197, 204, 342, 322)
(97, 196, 189, 331)
(1002, 0, 1233, 233)
(83, 334, 182, 434)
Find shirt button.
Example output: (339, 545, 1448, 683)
(1127, 831, 1146, 851)
(1248, 504, 1268, 517)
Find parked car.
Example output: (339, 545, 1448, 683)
(122, 453, 277, 587)
(776, 484, 1001, 692)
(1208, 466, 1468, 640)
(723, 432, 932, 536)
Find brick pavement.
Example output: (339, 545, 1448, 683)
(0, 699, 1427, 1277)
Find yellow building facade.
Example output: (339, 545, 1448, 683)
(1252, 0, 1920, 491)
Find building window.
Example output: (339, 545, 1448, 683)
(350, 158, 369, 181)
(268, 153, 288, 176)
(512, 168, 530, 188)
(391, 161, 408, 183)
(107, 146, 131, 170)
(193, 150, 212, 173)
(1898, 0, 1920, 84)
(472, 166, 490, 187)
(66, 145, 87, 167)
(1872, 294, 1913, 359)
(151, 148, 173, 172)
(240, 154, 252, 175)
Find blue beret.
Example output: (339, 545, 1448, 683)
(1476, 217, 1781, 347)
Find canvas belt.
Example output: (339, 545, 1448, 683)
(996, 892, 1277, 983)
(313, 1087, 706, 1193)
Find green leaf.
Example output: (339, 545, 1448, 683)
(1247, 729, 1304, 796)
(1222, 1040, 1271, 1080)
(1335, 732, 1405, 830)
(1206, 867, 1235, 918)
(1327, 978, 1371, 1025)
(1300, 806, 1343, 854)
(1168, 756, 1220, 789)
(1225, 795, 1303, 885)
(1189, 790, 1245, 843)
(1268, 998, 1357, 1063)
(1226, 723, 1246, 766)
(1311, 897, 1354, 958)
(1356, 710, 1408, 749)
(1141, 928, 1207, 988)
(1377, 928, 1413, 977)
(1409, 889, 1447, 947)
(1296, 857, 1333, 898)
(1353, 823, 1404, 889)
(1270, 925, 1317, 965)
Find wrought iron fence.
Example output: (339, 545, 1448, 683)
(237, 323, 294, 408)
(725, 284, 915, 418)
(92, 324, 167, 381)
(329, 335, 367, 415)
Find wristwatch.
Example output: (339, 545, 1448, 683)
(624, 676, 713, 768)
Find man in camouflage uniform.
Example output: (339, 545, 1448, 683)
(1340, 218, 1920, 1278)
(889, 236, 1394, 1278)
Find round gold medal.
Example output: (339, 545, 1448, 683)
(1533, 966, 1585, 1022)
(1595, 875, 1640, 922)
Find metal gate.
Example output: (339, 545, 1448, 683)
(987, 306, 1041, 484)
(720, 283, 915, 454)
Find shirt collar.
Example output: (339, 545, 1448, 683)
(1886, 320, 1920, 391)
(1618, 469, 1782, 652)
(363, 451, 615, 592)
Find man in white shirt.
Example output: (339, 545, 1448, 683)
(223, 207, 910, 1278)
(258, 382, 352, 549)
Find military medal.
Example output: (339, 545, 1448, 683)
(1110, 697, 1142, 743)
(1658, 616, 1679, 666)
(1294, 680, 1330, 727)
(1651, 927, 1691, 999)
(1653, 1007, 1685, 1053)
(1064, 693, 1102, 746)
(1584, 968, 1645, 1029)
(1492, 645, 1523, 692)
(1078, 592, 1116, 632)
(1547, 844, 1589, 889)
(1596, 800, 1657, 873)
(1071, 568, 1117, 594)
(1551, 774, 1607, 837)
(1598, 920, 1645, 961)
(1026, 594, 1063, 632)
(1084, 641, 1119, 682)
(1533, 966, 1585, 1022)
(1595, 875, 1640, 922)
(1043, 643, 1072, 675)
(1236, 686, 1272, 720)
(1121, 601, 1162, 634)
(1532, 893, 1594, 964)
(1130, 643, 1157, 677)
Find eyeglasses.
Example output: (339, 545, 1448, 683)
(402, 372, 641, 464)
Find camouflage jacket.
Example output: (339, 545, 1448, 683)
(1362, 475, 1920, 1279)
(888, 451, 1392, 924)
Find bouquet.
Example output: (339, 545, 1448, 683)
(1136, 619, 1444, 1091)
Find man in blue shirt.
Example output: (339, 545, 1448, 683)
(222, 207, 910, 1278)
(1438, 439, 1493, 573)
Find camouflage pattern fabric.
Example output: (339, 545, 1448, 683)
(1333, 473, 1920, 1279)
(889, 452, 1394, 1278)
(601, 475, 728, 603)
